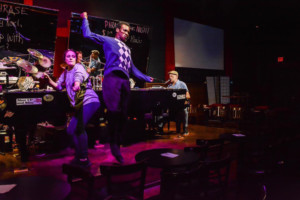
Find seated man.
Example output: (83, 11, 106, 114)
(87, 50, 102, 76)
(167, 70, 190, 137)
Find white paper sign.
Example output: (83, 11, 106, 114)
(177, 94, 186, 100)
(232, 133, 246, 137)
(0, 184, 16, 194)
(16, 98, 42, 106)
(160, 152, 179, 158)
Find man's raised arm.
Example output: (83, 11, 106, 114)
(80, 12, 104, 44)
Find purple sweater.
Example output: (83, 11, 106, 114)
(56, 63, 100, 107)
(81, 18, 151, 82)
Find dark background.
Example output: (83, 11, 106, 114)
(4, 0, 300, 107)
(0, 1, 58, 56)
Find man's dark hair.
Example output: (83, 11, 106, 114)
(117, 21, 130, 29)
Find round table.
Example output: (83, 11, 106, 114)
(0, 176, 71, 200)
(135, 148, 201, 169)
(135, 148, 201, 198)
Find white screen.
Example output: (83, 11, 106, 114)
(174, 18, 224, 70)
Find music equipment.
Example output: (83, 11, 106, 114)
(129, 88, 187, 116)
(33, 72, 45, 79)
(28, 48, 53, 68)
(145, 82, 169, 88)
(36, 49, 55, 60)
(90, 76, 102, 90)
(0, 57, 22, 65)
(3, 88, 186, 119)
(16, 77, 35, 91)
(16, 59, 38, 73)
(0, 65, 17, 70)
(164, 79, 171, 84)
(3, 87, 186, 137)
(0, 76, 18, 85)
(38, 57, 52, 68)
(28, 48, 43, 59)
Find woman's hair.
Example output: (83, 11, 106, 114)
(63, 49, 78, 62)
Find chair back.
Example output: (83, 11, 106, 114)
(197, 138, 226, 160)
(100, 162, 147, 200)
(184, 145, 209, 161)
(161, 163, 203, 199)
(160, 153, 231, 199)
(202, 153, 231, 193)
(62, 164, 94, 200)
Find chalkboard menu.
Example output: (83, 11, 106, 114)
(69, 12, 152, 74)
(0, 1, 58, 58)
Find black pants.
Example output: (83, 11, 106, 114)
(102, 71, 130, 156)
(14, 118, 37, 162)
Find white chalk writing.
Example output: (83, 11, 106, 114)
(7, 32, 23, 44)
(0, 32, 24, 45)
(130, 35, 142, 44)
(0, 3, 27, 15)
(0, 19, 22, 28)
(135, 26, 150, 34)
(0, 4, 28, 47)
(102, 29, 113, 36)
(104, 20, 117, 29)
(103, 20, 150, 35)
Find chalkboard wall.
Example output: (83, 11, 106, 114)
(0, 1, 58, 58)
(69, 12, 152, 75)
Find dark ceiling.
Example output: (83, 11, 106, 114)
(168, 0, 300, 26)
(29, 0, 300, 28)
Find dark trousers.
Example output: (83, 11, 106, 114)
(11, 112, 37, 163)
(15, 123, 36, 162)
(175, 108, 189, 133)
(67, 102, 100, 159)
(102, 71, 130, 157)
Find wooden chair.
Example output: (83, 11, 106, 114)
(196, 138, 226, 160)
(100, 162, 147, 200)
(160, 154, 232, 200)
(161, 163, 203, 200)
(62, 163, 95, 200)
(184, 145, 209, 161)
(200, 153, 232, 199)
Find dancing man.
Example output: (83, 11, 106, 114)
(81, 12, 153, 163)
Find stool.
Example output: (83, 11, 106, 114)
(228, 104, 242, 120)
(210, 104, 226, 120)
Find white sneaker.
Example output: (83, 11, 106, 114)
(183, 131, 189, 136)
(174, 135, 184, 139)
